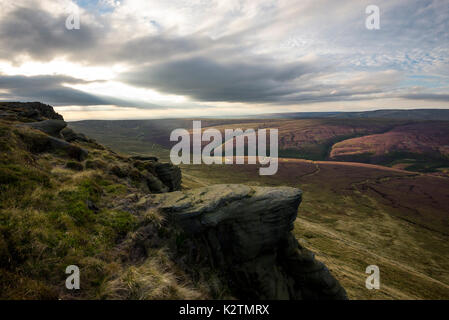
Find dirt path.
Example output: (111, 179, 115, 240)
(181, 172, 210, 187)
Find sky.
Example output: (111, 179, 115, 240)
(0, 0, 448, 120)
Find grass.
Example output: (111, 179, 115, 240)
(384, 152, 449, 173)
(103, 249, 202, 300)
(0, 174, 136, 298)
(5, 116, 449, 300)
(178, 160, 449, 300)
(0, 121, 210, 300)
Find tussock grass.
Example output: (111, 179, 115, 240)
(0, 122, 208, 300)
(103, 249, 203, 300)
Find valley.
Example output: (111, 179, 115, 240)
(71, 117, 449, 175)
(70, 117, 449, 299)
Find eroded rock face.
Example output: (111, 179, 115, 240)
(153, 162, 182, 192)
(17, 128, 89, 161)
(61, 127, 91, 142)
(148, 184, 348, 300)
(110, 159, 181, 194)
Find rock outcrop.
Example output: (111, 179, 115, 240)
(153, 162, 182, 191)
(2, 103, 95, 161)
(0, 102, 63, 121)
(17, 128, 89, 161)
(61, 127, 92, 143)
(20, 119, 67, 137)
(109, 158, 181, 194)
(144, 184, 348, 300)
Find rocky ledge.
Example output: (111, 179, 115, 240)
(135, 184, 348, 300)
(0, 101, 63, 121)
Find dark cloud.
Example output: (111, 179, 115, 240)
(402, 93, 449, 101)
(121, 56, 322, 103)
(112, 35, 217, 64)
(0, 6, 218, 65)
(0, 74, 108, 105)
(0, 7, 101, 62)
(0, 74, 162, 108)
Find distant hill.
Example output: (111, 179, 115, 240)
(70, 117, 449, 176)
(239, 109, 449, 120)
(329, 121, 449, 172)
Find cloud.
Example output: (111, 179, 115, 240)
(0, 74, 164, 108)
(402, 93, 449, 102)
(0, 0, 448, 115)
(0, 6, 102, 62)
(0, 4, 228, 66)
(121, 57, 407, 104)
(121, 56, 325, 103)
(0, 74, 105, 105)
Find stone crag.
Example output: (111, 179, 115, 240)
(0, 101, 63, 121)
(142, 184, 348, 300)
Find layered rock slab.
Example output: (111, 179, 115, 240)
(148, 184, 347, 300)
